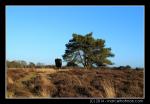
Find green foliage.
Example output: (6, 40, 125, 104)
(62, 32, 115, 69)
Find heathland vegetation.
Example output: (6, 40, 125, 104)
(6, 33, 144, 98)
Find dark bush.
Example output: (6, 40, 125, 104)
(125, 65, 131, 69)
(117, 65, 132, 70)
(117, 66, 125, 70)
(135, 67, 143, 70)
(55, 58, 62, 68)
(66, 61, 78, 67)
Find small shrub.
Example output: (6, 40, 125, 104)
(66, 61, 78, 67)
(117, 66, 125, 70)
(55, 58, 62, 69)
(125, 65, 131, 69)
(135, 67, 143, 70)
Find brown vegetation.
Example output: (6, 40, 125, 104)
(6, 68, 144, 98)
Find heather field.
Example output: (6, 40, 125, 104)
(6, 68, 144, 98)
(6, 6, 144, 99)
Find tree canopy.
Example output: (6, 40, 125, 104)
(62, 32, 115, 69)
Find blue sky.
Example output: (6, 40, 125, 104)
(6, 6, 144, 68)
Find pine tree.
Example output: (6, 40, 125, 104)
(62, 32, 114, 69)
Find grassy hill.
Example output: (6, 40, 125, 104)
(6, 68, 144, 98)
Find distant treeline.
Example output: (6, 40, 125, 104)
(6, 59, 79, 69)
(6, 60, 143, 70)
(6, 60, 78, 69)
(6, 60, 55, 68)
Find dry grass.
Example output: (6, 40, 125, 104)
(101, 79, 116, 98)
(6, 68, 144, 98)
(7, 76, 14, 85)
(32, 74, 57, 97)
